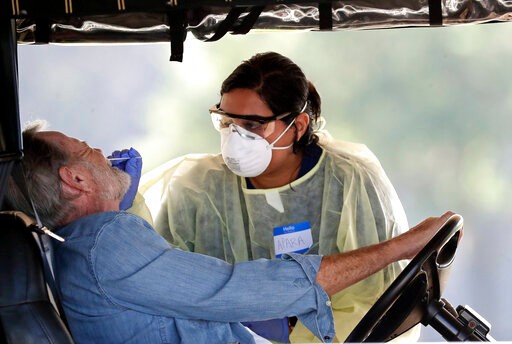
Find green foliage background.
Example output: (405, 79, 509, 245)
(19, 22, 512, 340)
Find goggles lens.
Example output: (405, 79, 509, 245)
(209, 105, 293, 139)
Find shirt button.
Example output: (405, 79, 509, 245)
(324, 335, 331, 341)
(326, 300, 332, 306)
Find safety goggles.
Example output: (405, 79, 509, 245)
(209, 104, 294, 139)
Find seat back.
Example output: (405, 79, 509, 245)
(0, 211, 74, 344)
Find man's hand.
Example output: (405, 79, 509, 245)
(395, 211, 457, 260)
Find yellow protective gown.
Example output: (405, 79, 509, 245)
(139, 131, 418, 342)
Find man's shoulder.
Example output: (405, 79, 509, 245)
(60, 211, 150, 237)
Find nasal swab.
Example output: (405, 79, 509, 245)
(107, 157, 143, 161)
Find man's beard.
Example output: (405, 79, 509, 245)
(84, 162, 131, 202)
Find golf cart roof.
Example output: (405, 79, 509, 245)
(9, 0, 512, 61)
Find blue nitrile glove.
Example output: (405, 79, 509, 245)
(241, 318, 290, 343)
(108, 147, 142, 210)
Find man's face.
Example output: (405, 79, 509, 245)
(86, 161, 130, 202)
(38, 131, 130, 203)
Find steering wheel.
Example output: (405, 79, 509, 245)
(345, 213, 464, 342)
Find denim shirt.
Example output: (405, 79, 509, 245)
(53, 212, 335, 344)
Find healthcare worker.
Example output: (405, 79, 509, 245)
(140, 52, 417, 343)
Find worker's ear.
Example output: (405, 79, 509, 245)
(58, 164, 93, 196)
(294, 112, 310, 139)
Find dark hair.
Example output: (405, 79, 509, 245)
(220, 52, 321, 152)
(6, 122, 76, 228)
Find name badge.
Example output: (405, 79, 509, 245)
(273, 221, 313, 258)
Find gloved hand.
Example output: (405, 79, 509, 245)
(108, 147, 142, 210)
(241, 318, 290, 343)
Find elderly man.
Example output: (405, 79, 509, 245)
(6, 122, 454, 344)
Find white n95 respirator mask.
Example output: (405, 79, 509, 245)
(220, 119, 296, 177)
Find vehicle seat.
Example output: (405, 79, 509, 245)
(0, 210, 74, 344)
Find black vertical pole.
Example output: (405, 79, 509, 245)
(0, 18, 22, 159)
(0, 18, 22, 207)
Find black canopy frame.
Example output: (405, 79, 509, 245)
(2, 0, 512, 62)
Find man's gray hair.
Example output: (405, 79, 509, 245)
(6, 121, 77, 229)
